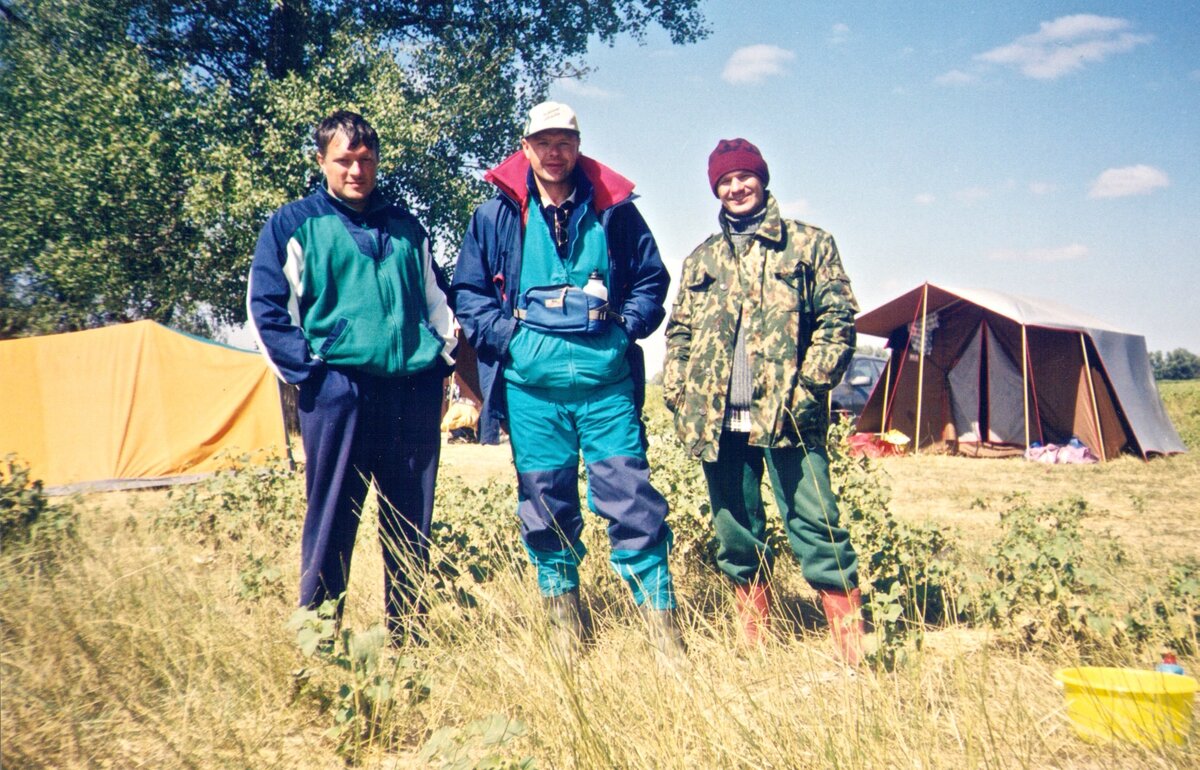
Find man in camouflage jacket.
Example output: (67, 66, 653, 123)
(662, 138, 864, 663)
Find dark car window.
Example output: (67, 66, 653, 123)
(830, 354, 888, 421)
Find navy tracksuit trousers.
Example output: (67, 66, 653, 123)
(297, 365, 443, 637)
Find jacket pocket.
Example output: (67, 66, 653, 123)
(686, 271, 718, 299)
(317, 318, 350, 359)
(782, 376, 825, 436)
(406, 320, 445, 371)
(772, 264, 809, 312)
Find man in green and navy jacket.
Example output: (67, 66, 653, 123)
(452, 101, 684, 658)
(247, 111, 456, 643)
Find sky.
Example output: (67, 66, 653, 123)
(540, 1, 1200, 375)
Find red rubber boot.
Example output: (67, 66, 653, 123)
(735, 582, 771, 647)
(819, 587, 864, 665)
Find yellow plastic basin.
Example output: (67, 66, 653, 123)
(1055, 666, 1197, 747)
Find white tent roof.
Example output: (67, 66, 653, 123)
(934, 286, 1126, 335)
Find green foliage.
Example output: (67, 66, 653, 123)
(419, 714, 534, 770)
(642, 400, 720, 575)
(960, 495, 1198, 655)
(288, 600, 433, 760)
(155, 452, 304, 549)
(0, 454, 78, 554)
(969, 496, 1099, 646)
(1159, 379, 1200, 450)
(826, 420, 955, 669)
(0, 0, 707, 336)
(431, 475, 525, 606)
(235, 552, 285, 602)
(124, 0, 708, 97)
(1150, 348, 1200, 381)
(1121, 560, 1200, 657)
(0, 0, 205, 336)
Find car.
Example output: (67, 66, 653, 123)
(829, 353, 887, 423)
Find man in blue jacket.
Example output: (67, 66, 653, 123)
(247, 111, 456, 644)
(452, 101, 684, 658)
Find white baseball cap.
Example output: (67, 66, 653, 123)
(523, 101, 580, 138)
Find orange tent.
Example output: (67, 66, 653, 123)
(0, 321, 287, 491)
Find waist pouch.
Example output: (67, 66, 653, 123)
(515, 284, 610, 335)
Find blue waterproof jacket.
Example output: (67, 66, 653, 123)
(452, 152, 670, 444)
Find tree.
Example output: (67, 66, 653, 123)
(1, 0, 708, 337)
(0, 0, 206, 335)
(1150, 349, 1200, 381)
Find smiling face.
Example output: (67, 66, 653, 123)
(521, 129, 580, 203)
(715, 170, 766, 217)
(317, 129, 378, 211)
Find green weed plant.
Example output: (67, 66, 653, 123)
(418, 714, 535, 770)
(431, 475, 525, 607)
(288, 600, 432, 761)
(964, 493, 1199, 658)
(155, 450, 304, 549)
(826, 419, 956, 669)
(0, 454, 78, 557)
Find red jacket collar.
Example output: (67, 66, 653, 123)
(483, 151, 636, 212)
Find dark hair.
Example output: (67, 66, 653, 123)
(314, 111, 379, 156)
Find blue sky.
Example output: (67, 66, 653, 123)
(543, 2, 1200, 374)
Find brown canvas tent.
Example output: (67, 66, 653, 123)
(0, 320, 288, 491)
(855, 283, 1186, 460)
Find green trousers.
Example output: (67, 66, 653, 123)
(702, 430, 858, 592)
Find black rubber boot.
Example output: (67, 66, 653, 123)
(638, 605, 687, 663)
(545, 589, 585, 660)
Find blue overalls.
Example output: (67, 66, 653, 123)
(505, 190, 676, 610)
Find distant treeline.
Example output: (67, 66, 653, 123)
(1151, 349, 1200, 381)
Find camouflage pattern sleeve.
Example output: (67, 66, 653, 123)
(662, 254, 696, 413)
(799, 233, 858, 391)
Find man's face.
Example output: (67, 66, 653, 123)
(317, 130, 378, 210)
(716, 170, 766, 217)
(521, 130, 580, 188)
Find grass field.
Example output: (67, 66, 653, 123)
(2, 381, 1198, 769)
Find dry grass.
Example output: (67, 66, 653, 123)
(881, 452, 1200, 561)
(2, 383, 1198, 769)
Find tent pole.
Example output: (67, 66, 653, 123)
(1079, 333, 1107, 461)
(1022, 325, 1030, 451)
(881, 356, 892, 433)
(914, 284, 929, 454)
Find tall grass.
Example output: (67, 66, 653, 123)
(2, 385, 1198, 768)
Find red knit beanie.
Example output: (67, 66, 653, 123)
(707, 138, 769, 194)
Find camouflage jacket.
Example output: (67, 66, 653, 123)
(662, 195, 858, 462)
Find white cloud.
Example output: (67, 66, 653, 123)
(935, 69, 977, 86)
(830, 23, 850, 45)
(778, 198, 816, 221)
(975, 15, 1151, 80)
(914, 193, 936, 205)
(555, 79, 618, 100)
(1088, 165, 1170, 198)
(954, 186, 990, 203)
(987, 244, 1089, 262)
(722, 44, 796, 84)
(1029, 181, 1055, 196)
